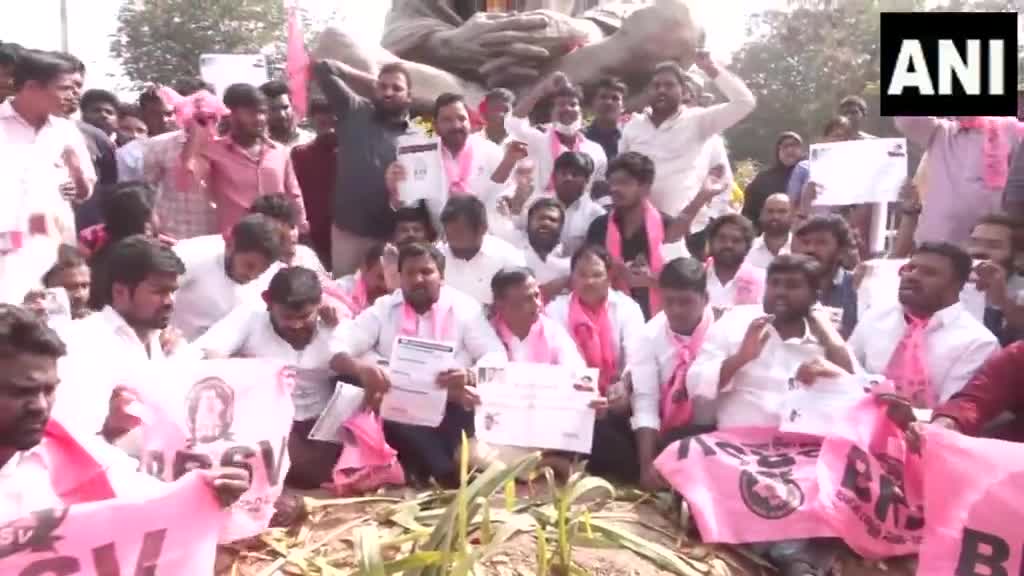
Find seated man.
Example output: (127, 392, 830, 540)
(171, 214, 282, 341)
(249, 194, 327, 274)
(627, 257, 715, 491)
(849, 242, 999, 409)
(439, 195, 526, 305)
(192, 267, 348, 489)
(932, 341, 1024, 441)
(704, 213, 765, 314)
(792, 215, 858, 337)
(964, 212, 1024, 344)
(0, 304, 249, 520)
(329, 242, 505, 487)
(521, 198, 571, 301)
(332, 243, 393, 318)
(686, 254, 855, 576)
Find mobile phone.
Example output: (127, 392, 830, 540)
(41, 287, 71, 322)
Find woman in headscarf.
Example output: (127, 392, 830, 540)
(741, 132, 805, 229)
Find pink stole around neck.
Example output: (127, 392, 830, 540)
(493, 314, 556, 364)
(705, 257, 765, 305)
(659, 307, 713, 433)
(546, 129, 581, 191)
(568, 293, 617, 395)
(399, 290, 454, 341)
(883, 313, 934, 409)
(606, 201, 665, 314)
(443, 141, 474, 196)
(956, 116, 1019, 190)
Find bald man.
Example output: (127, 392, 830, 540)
(745, 193, 793, 269)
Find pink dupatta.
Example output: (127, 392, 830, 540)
(44, 420, 117, 506)
(883, 313, 934, 408)
(658, 307, 713, 433)
(956, 117, 1017, 190)
(400, 290, 454, 340)
(493, 314, 556, 364)
(606, 201, 665, 313)
(546, 129, 581, 191)
(568, 293, 617, 395)
(442, 142, 474, 196)
(705, 257, 765, 305)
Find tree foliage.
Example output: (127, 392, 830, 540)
(110, 0, 288, 86)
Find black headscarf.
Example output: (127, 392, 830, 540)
(741, 131, 804, 226)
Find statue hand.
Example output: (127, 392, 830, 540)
(478, 10, 601, 57)
(432, 12, 549, 73)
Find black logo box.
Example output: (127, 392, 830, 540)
(880, 12, 1018, 117)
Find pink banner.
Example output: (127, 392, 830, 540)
(136, 359, 295, 543)
(654, 429, 832, 544)
(0, 472, 220, 575)
(918, 427, 1024, 576)
(815, 396, 924, 559)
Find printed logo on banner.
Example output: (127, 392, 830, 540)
(879, 12, 1018, 116)
(0, 508, 68, 559)
(835, 445, 924, 545)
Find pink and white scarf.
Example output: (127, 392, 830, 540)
(659, 307, 713, 433)
(568, 293, 617, 395)
(442, 142, 474, 196)
(546, 129, 582, 191)
(607, 201, 665, 313)
(493, 314, 556, 364)
(399, 289, 454, 340)
(956, 116, 1018, 190)
(705, 257, 765, 305)
(884, 313, 934, 409)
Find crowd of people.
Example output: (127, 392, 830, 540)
(1, 31, 1023, 576)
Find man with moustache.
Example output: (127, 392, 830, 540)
(964, 213, 1024, 343)
(330, 242, 505, 487)
(792, 215, 858, 338)
(745, 194, 794, 269)
(522, 198, 571, 300)
(314, 59, 419, 276)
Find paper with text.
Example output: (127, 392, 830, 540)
(809, 138, 907, 206)
(396, 134, 446, 206)
(380, 336, 456, 427)
(778, 375, 870, 436)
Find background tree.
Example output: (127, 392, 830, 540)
(110, 0, 289, 86)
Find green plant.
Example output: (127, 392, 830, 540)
(531, 468, 616, 576)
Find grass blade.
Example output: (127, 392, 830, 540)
(588, 519, 706, 576)
(356, 526, 387, 576)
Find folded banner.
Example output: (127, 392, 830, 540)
(815, 395, 925, 559)
(136, 359, 296, 542)
(654, 429, 831, 544)
(918, 428, 1024, 576)
(0, 472, 220, 575)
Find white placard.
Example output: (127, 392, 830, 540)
(809, 138, 908, 206)
(199, 54, 269, 96)
(307, 382, 366, 444)
(379, 336, 457, 427)
(778, 374, 873, 436)
(474, 362, 599, 454)
(395, 134, 445, 206)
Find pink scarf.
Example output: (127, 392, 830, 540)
(658, 307, 713, 433)
(546, 129, 581, 191)
(884, 313, 934, 409)
(44, 420, 117, 506)
(606, 201, 665, 313)
(399, 290, 454, 340)
(493, 314, 556, 364)
(956, 117, 1014, 190)
(442, 142, 474, 196)
(704, 257, 765, 305)
(568, 293, 617, 395)
(157, 86, 229, 127)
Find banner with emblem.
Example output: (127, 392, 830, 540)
(654, 429, 830, 543)
(0, 472, 220, 575)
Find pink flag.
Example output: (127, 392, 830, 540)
(815, 395, 925, 559)
(134, 359, 296, 542)
(0, 472, 221, 575)
(654, 429, 832, 544)
(285, 2, 310, 120)
(330, 412, 406, 495)
(917, 427, 1024, 576)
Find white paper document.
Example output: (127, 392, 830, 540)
(308, 382, 366, 444)
(809, 138, 908, 206)
(474, 362, 599, 454)
(396, 134, 446, 207)
(199, 54, 269, 97)
(380, 336, 457, 427)
(778, 375, 871, 436)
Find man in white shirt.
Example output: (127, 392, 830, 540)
(171, 214, 282, 341)
(439, 196, 526, 305)
(0, 304, 250, 521)
(620, 52, 755, 218)
(849, 242, 1000, 408)
(193, 267, 347, 489)
(705, 214, 765, 312)
(627, 257, 715, 490)
(248, 194, 327, 274)
(522, 198, 571, 300)
(329, 242, 506, 486)
(687, 134, 738, 248)
(504, 73, 607, 195)
(476, 88, 514, 147)
(55, 236, 185, 437)
(745, 194, 793, 269)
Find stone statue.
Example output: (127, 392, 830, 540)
(314, 0, 704, 111)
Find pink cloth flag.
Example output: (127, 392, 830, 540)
(134, 359, 296, 543)
(654, 428, 832, 544)
(0, 472, 221, 575)
(329, 412, 406, 496)
(285, 2, 310, 119)
(815, 395, 925, 559)
(917, 427, 1024, 576)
